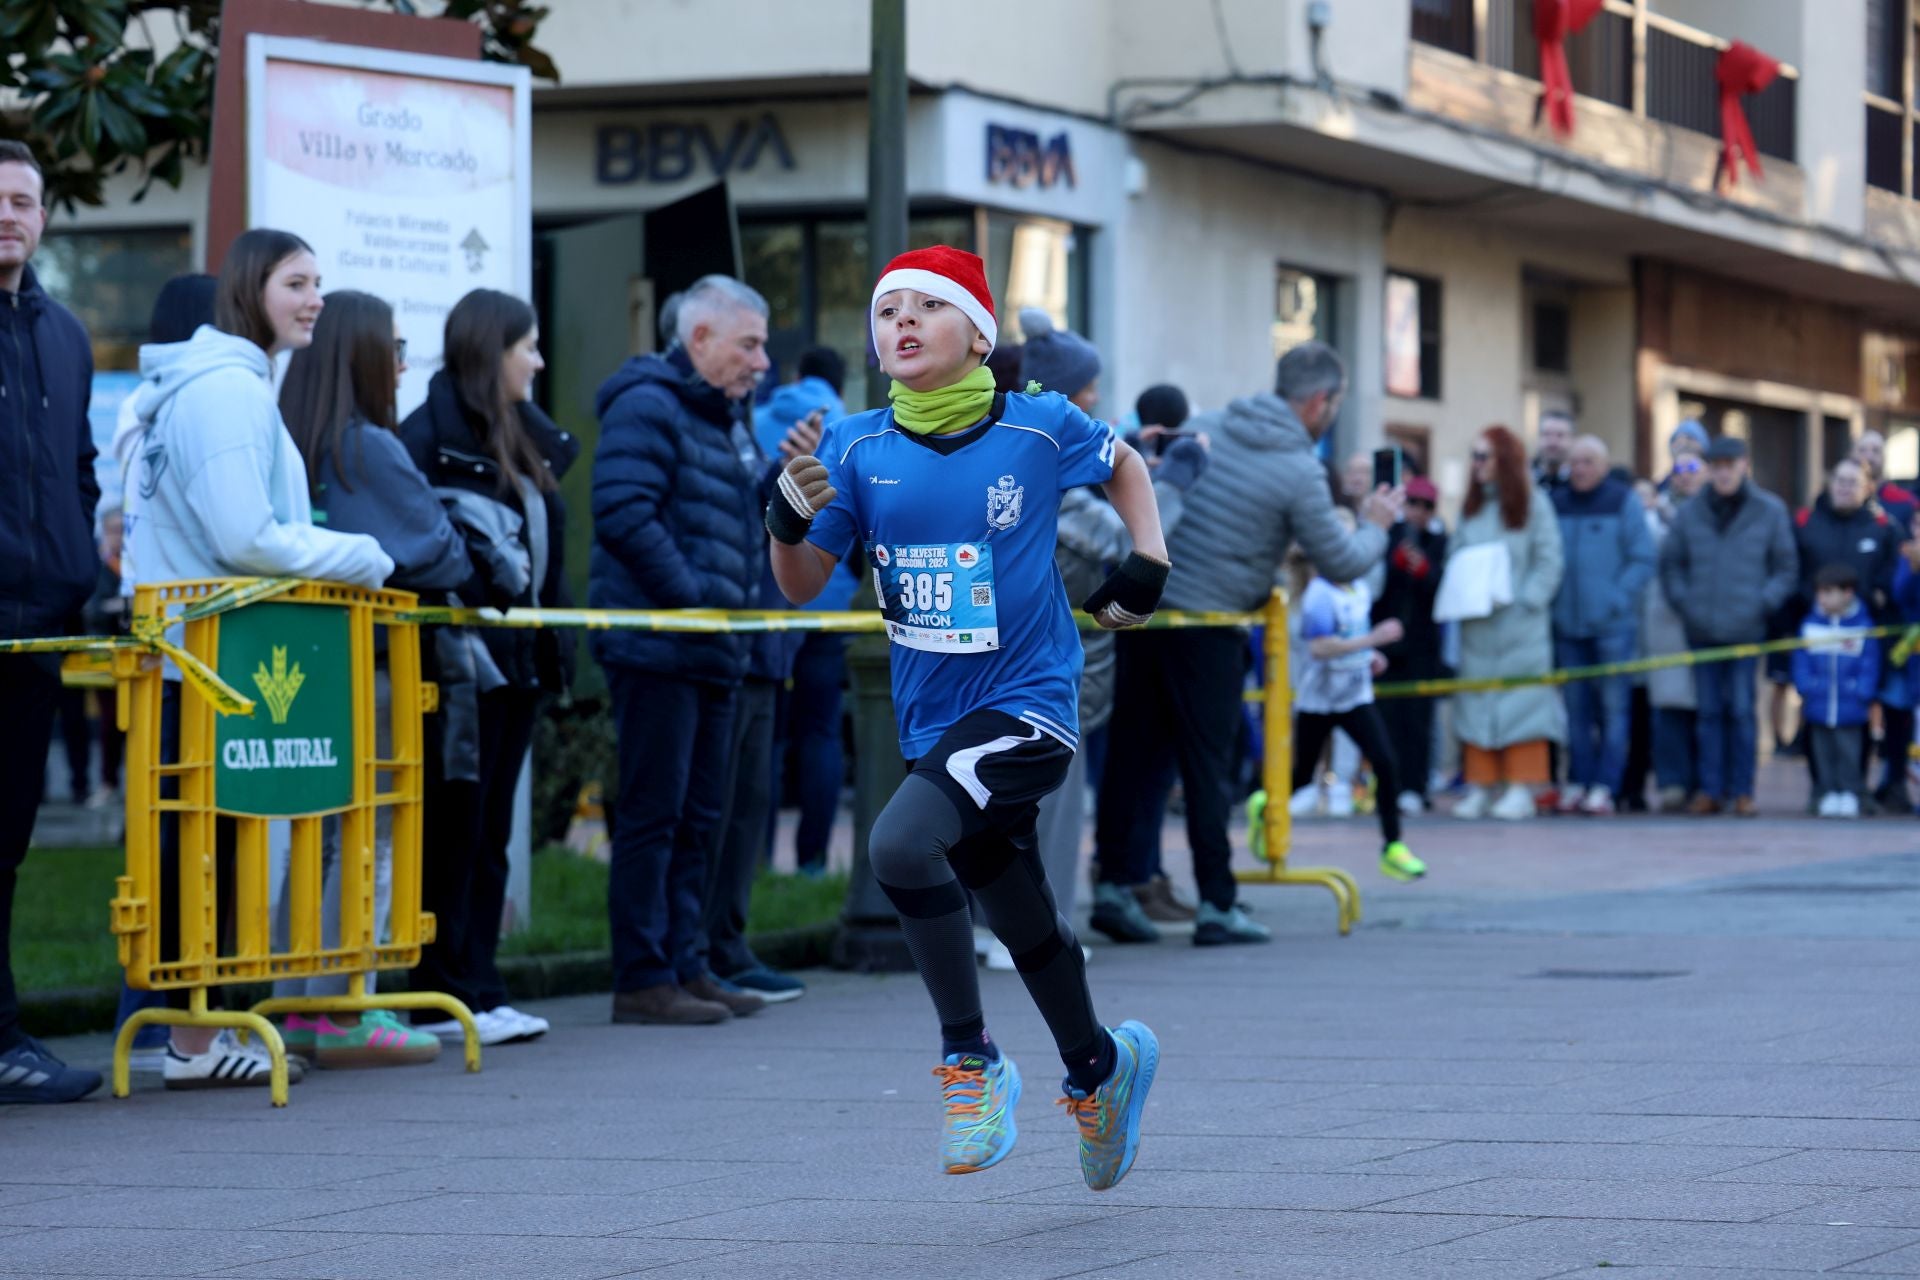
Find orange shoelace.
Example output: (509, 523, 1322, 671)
(1058, 1093, 1103, 1141)
(933, 1063, 986, 1119)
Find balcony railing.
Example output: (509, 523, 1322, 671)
(1411, 0, 1798, 165)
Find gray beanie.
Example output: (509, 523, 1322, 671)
(1670, 418, 1709, 453)
(1017, 307, 1101, 399)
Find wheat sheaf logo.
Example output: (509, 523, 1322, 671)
(252, 647, 306, 725)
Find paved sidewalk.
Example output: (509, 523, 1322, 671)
(4, 769, 1920, 1278)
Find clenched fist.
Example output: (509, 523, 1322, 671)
(766, 454, 838, 545)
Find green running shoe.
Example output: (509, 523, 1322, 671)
(1058, 1020, 1159, 1191)
(936, 1051, 1020, 1174)
(1246, 789, 1269, 860)
(1380, 841, 1426, 882)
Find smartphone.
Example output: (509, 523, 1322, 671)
(1372, 446, 1404, 491)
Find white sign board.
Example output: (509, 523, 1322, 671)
(247, 36, 531, 416)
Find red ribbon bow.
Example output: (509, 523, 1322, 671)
(1534, 0, 1605, 137)
(1716, 41, 1780, 188)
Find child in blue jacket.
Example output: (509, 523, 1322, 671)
(1792, 562, 1881, 817)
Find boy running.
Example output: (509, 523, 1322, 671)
(767, 247, 1167, 1189)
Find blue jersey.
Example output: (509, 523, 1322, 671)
(807, 392, 1118, 758)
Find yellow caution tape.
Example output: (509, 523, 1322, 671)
(0, 629, 254, 717)
(391, 605, 1264, 634)
(1372, 624, 1920, 701)
(179, 576, 302, 621)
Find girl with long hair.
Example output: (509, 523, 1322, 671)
(127, 229, 393, 1089)
(274, 289, 473, 1068)
(399, 288, 578, 1048)
(1451, 425, 1567, 820)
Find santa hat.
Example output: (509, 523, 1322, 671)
(870, 246, 997, 357)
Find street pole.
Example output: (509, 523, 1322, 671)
(865, 0, 908, 408)
(836, 0, 917, 973)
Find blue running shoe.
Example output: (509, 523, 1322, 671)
(1058, 1020, 1159, 1191)
(935, 1051, 1020, 1174)
(0, 1035, 102, 1105)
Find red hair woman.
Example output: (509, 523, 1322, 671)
(1451, 425, 1567, 820)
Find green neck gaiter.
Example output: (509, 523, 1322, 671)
(889, 365, 995, 436)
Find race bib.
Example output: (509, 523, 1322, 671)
(869, 541, 999, 654)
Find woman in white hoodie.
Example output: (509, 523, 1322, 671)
(127, 229, 393, 1090)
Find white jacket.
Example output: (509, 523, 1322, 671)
(121, 326, 392, 591)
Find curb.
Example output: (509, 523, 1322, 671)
(20, 922, 841, 1038)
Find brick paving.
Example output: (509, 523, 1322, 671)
(3, 756, 1918, 1279)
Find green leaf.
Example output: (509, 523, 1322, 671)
(96, 96, 147, 155)
(78, 91, 101, 149)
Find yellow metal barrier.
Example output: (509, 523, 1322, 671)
(1234, 590, 1361, 934)
(111, 579, 479, 1107)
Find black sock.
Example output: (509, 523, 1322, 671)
(942, 1026, 999, 1062)
(1063, 1027, 1116, 1094)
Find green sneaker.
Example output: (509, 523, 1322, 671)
(1246, 789, 1269, 860)
(1058, 1020, 1159, 1191)
(280, 1017, 317, 1060)
(936, 1051, 1021, 1174)
(300, 1010, 442, 1069)
(1380, 841, 1426, 882)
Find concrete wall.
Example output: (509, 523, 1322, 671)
(531, 0, 867, 90)
(1796, 0, 1868, 233)
(1108, 137, 1388, 437)
(1380, 209, 1635, 508)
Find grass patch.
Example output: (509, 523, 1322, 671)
(13, 845, 124, 993)
(499, 849, 848, 957)
(12, 843, 849, 994)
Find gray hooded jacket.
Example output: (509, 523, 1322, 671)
(1161, 394, 1386, 612)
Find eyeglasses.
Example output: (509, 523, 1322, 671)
(394, 337, 409, 364)
(1470, 450, 1491, 463)
(1674, 458, 1702, 475)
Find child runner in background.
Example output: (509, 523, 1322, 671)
(1292, 514, 1428, 882)
(767, 247, 1167, 1190)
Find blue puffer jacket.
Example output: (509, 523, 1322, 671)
(1791, 598, 1880, 729)
(589, 349, 762, 683)
(1551, 475, 1655, 640)
(0, 266, 100, 638)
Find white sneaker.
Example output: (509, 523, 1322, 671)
(1288, 784, 1321, 817)
(126, 1045, 167, 1076)
(1325, 787, 1355, 818)
(1817, 792, 1841, 817)
(1556, 785, 1587, 814)
(1580, 786, 1615, 815)
(985, 941, 1090, 971)
(1490, 784, 1536, 822)
(1397, 791, 1424, 816)
(1839, 792, 1862, 819)
(492, 1005, 550, 1042)
(973, 927, 995, 958)
(84, 785, 119, 812)
(413, 1010, 517, 1047)
(1452, 786, 1491, 820)
(163, 1028, 303, 1090)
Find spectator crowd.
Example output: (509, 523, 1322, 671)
(3, 130, 1917, 1106)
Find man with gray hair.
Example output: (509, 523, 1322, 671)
(1092, 341, 1400, 947)
(592, 274, 796, 1025)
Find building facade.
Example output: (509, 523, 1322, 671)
(45, 0, 1920, 511)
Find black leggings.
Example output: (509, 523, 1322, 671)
(869, 773, 1102, 1071)
(1294, 705, 1402, 846)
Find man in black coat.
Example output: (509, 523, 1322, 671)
(591, 275, 773, 1027)
(1373, 475, 1449, 812)
(0, 142, 103, 1103)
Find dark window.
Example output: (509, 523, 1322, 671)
(1385, 271, 1442, 401)
(35, 227, 194, 372)
(1532, 300, 1571, 374)
(1868, 0, 1906, 100)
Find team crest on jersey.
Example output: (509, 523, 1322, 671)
(874, 544, 891, 567)
(987, 475, 1024, 531)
